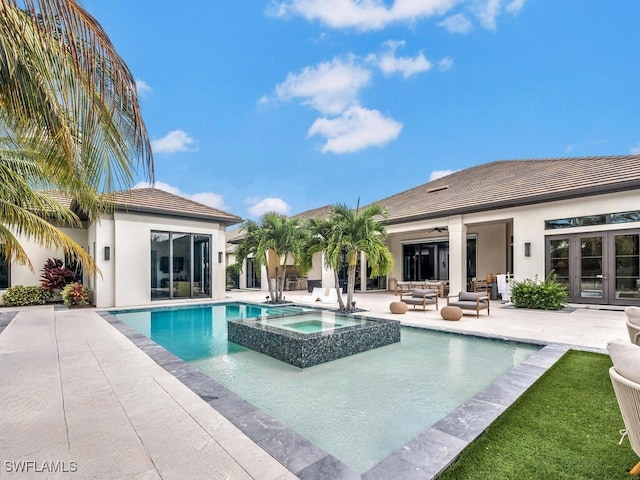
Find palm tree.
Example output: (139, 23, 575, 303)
(299, 217, 346, 310)
(0, 0, 153, 272)
(325, 201, 394, 312)
(234, 212, 305, 303)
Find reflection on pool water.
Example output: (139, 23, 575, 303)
(112, 302, 540, 473)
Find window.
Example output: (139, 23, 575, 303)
(150, 231, 211, 300)
(0, 251, 8, 289)
(545, 210, 640, 230)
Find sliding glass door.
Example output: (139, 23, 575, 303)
(150, 231, 211, 300)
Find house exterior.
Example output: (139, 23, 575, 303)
(230, 155, 640, 307)
(1, 188, 242, 308)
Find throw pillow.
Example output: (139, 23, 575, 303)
(607, 338, 640, 384)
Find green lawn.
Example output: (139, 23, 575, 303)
(439, 350, 639, 479)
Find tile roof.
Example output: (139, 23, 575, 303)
(370, 155, 640, 224)
(108, 188, 242, 225)
(292, 205, 333, 221)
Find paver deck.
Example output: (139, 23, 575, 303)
(0, 291, 630, 479)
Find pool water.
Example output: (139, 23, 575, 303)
(278, 319, 346, 333)
(113, 302, 539, 473)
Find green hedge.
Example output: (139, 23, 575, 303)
(2, 285, 54, 306)
(511, 273, 568, 310)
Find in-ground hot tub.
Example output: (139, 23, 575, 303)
(227, 310, 400, 368)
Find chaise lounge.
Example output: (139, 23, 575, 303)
(400, 289, 439, 312)
(446, 291, 490, 318)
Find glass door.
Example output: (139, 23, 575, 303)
(547, 230, 640, 305)
(613, 233, 640, 302)
(579, 236, 604, 302)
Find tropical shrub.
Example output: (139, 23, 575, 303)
(511, 272, 568, 310)
(61, 282, 91, 308)
(40, 258, 76, 291)
(2, 285, 54, 306)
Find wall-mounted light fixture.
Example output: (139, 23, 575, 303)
(104, 246, 111, 261)
(524, 242, 531, 257)
(218, 251, 223, 264)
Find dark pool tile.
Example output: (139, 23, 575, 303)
(230, 409, 288, 442)
(0, 311, 18, 333)
(362, 454, 431, 480)
(258, 428, 329, 474)
(432, 398, 504, 443)
(390, 427, 467, 475)
(474, 370, 539, 406)
(297, 455, 361, 480)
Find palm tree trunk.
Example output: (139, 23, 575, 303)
(347, 261, 357, 313)
(333, 270, 345, 310)
(267, 255, 276, 302)
(278, 254, 288, 302)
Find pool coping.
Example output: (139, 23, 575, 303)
(99, 306, 575, 480)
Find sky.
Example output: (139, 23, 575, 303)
(84, 0, 640, 223)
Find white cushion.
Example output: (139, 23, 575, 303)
(626, 307, 640, 327)
(607, 339, 640, 384)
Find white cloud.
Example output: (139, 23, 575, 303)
(134, 181, 228, 210)
(151, 130, 196, 154)
(438, 13, 472, 34)
(374, 40, 432, 78)
(135, 79, 151, 96)
(269, 0, 457, 31)
(308, 105, 402, 154)
(429, 169, 458, 181)
(438, 57, 454, 71)
(630, 144, 640, 155)
(270, 0, 526, 32)
(257, 95, 270, 106)
(247, 197, 291, 217)
(506, 0, 527, 14)
(275, 57, 371, 115)
(474, 0, 501, 30)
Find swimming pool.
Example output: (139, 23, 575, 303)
(112, 302, 540, 473)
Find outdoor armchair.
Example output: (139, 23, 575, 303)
(400, 289, 438, 312)
(447, 291, 490, 318)
(608, 339, 640, 475)
(625, 307, 640, 346)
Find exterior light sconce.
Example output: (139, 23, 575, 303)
(524, 242, 531, 257)
(104, 246, 111, 261)
(218, 252, 223, 264)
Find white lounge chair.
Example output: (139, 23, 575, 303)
(625, 307, 640, 345)
(608, 339, 640, 475)
(321, 287, 342, 304)
(301, 287, 326, 303)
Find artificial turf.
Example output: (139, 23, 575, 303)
(439, 350, 639, 479)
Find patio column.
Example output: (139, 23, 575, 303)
(448, 217, 467, 295)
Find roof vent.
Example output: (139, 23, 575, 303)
(427, 185, 449, 193)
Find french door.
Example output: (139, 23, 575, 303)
(547, 230, 640, 305)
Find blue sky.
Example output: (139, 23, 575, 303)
(85, 1, 640, 221)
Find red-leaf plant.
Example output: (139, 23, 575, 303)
(40, 258, 76, 291)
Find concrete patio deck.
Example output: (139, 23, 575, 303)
(0, 291, 629, 479)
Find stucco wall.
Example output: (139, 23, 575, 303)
(104, 211, 227, 308)
(386, 190, 640, 292)
(8, 225, 89, 287)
